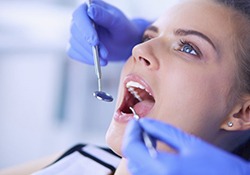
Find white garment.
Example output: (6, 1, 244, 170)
(32, 145, 121, 175)
(33, 152, 111, 175)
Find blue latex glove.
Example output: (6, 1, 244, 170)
(123, 118, 250, 175)
(67, 0, 149, 66)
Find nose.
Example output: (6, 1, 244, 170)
(132, 41, 160, 70)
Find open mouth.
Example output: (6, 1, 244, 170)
(118, 78, 155, 118)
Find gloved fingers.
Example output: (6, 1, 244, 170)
(67, 47, 93, 64)
(68, 34, 108, 66)
(122, 120, 152, 161)
(72, 3, 98, 46)
(87, 2, 126, 30)
(68, 47, 107, 66)
(91, 0, 113, 9)
(70, 22, 88, 47)
(68, 48, 108, 66)
(98, 42, 108, 60)
(123, 120, 160, 175)
(131, 18, 151, 36)
(127, 152, 177, 175)
(140, 118, 194, 152)
(71, 22, 108, 64)
(69, 35, 93, 60)
(123, 120, 185, 175)
(154, 153, 179, 175)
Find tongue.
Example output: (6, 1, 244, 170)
(133, 99, 154, 117)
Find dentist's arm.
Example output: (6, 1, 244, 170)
(123, 118, 250, 175)
(67, 0, 150, 66)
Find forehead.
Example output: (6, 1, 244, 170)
(153, 0, 234, 42)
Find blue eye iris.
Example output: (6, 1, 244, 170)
(181, 44, 197, 55)
(183, 45, 192, 53)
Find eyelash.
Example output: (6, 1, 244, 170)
(178, 39, 201, 57)
(142, 34, 152, 43)
(142, 34, 202, 58)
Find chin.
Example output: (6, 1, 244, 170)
(105, 119, 127, 156)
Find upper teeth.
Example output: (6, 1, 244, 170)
(126, 81, 145, 89)
(128, 87, 142, 101)
(126, 81, 152, 101)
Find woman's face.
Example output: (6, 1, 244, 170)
(106, 0, 238, 155)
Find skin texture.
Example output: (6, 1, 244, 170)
(104, 0, 250, 174)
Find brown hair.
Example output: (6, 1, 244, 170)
(215, 0, 250, 160)
(216, 0, 250, 95)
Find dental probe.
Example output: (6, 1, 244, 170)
(88, 0, 113, 102)
(129, 107, 157, 158)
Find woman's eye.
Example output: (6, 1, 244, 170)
(180, 43, 198, 56)
(178, 40, 201, 57)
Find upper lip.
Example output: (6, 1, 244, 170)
(123, 74, 154, 97)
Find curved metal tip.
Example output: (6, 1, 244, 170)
(93, 91, 113, 102)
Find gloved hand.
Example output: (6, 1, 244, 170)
(123, 118, 250, 175)
(67, 0, 150, 66)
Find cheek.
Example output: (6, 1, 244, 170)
(155, 65, 231, 139)
(114, 58, 133, 109)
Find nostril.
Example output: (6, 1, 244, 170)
(139, 57, 150, 66)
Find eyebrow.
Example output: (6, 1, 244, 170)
(145, 26, 217, 51)
(145, 25, 159, 33)
(174, 28, 216, 50)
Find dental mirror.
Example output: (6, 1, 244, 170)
(92, 45, 113, 102)
(93, 91, 113, 102)
(88, 0, 113, 102)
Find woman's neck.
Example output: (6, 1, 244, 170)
(115, 158, 130, 175)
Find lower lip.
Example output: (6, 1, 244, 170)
(113, 111, 134, 123)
